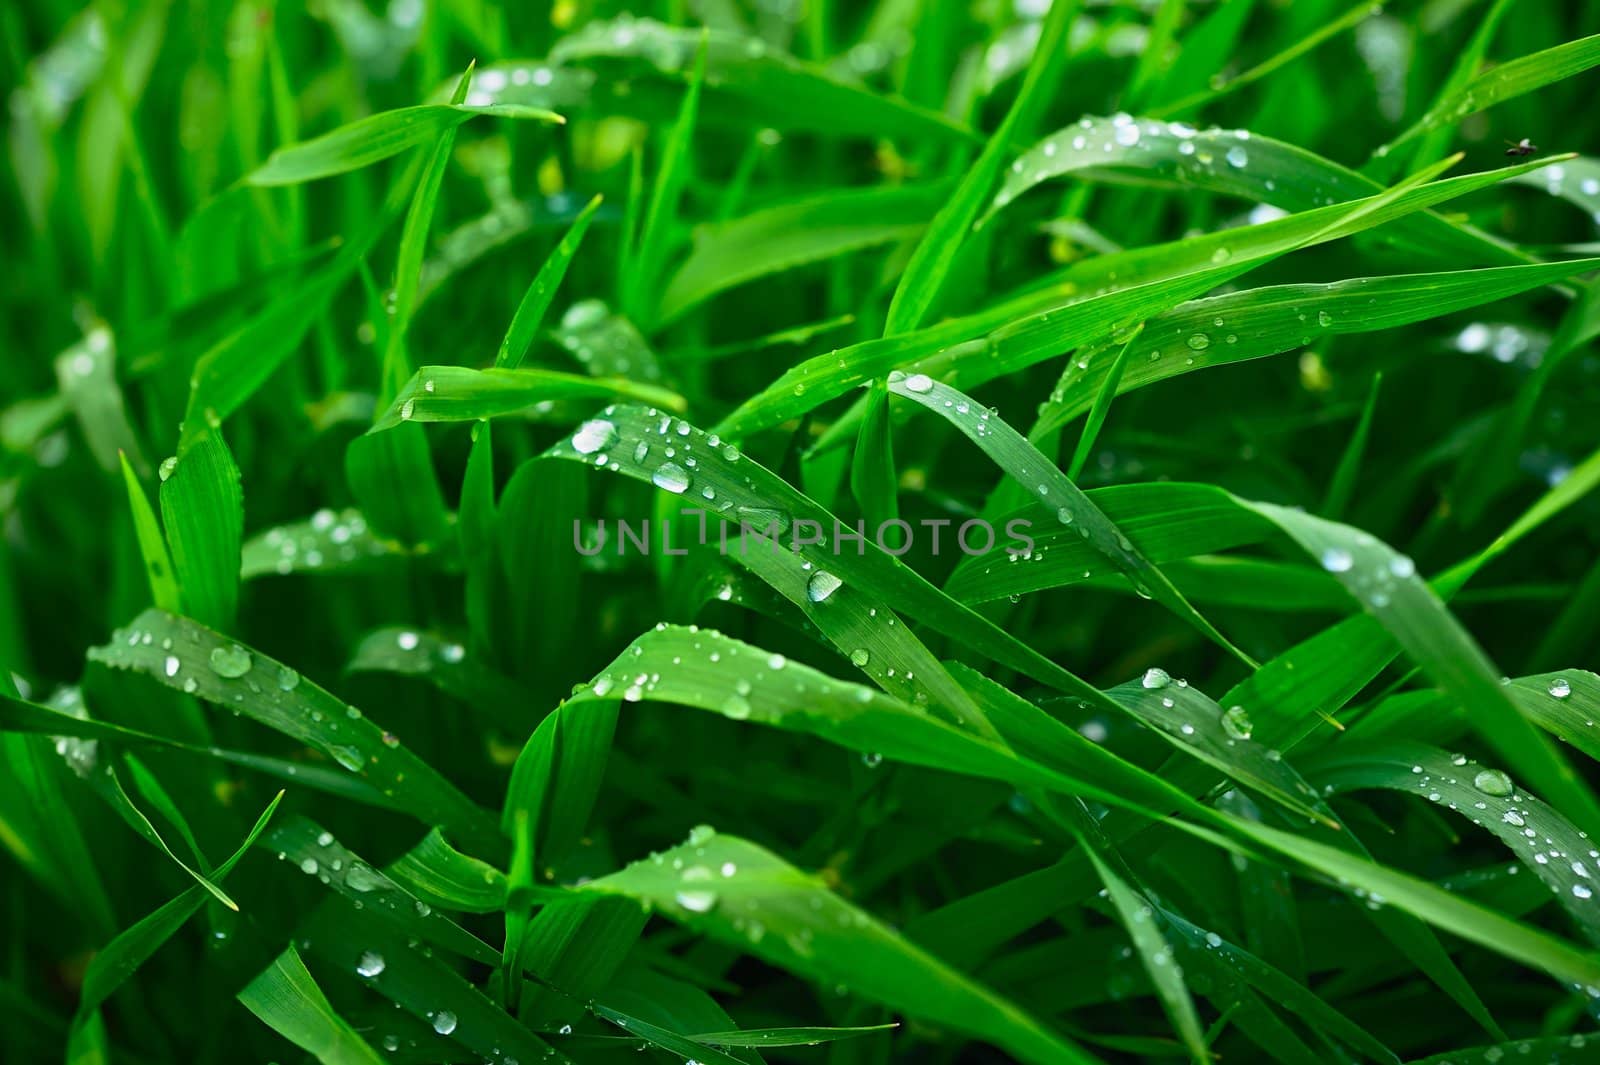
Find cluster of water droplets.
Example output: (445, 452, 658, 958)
(1315, 534, 1415, 612)
(249, 508, 384, 575)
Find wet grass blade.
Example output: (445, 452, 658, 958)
(238, 946, 386, 1065)
(1387, 32, 1600, 152)
(158, 426, 242, 632)
(246, 102, 563, 185)
(885, 372, 1255, 666)
(580, 825, 1099, 1065)
(1310, 743, 1600, 943)
(497, 194, 603, 369)
(660, 183, 948, 323)
(87, 609, 501, 851)
(120, 452, 181, 613)
(372, 366, 685, 430)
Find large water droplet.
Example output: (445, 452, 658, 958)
(158, 456, 178, 481)
(330, 745, 364, 772)
(1186, 333, 1210, 351)
(1551, 677, 1573, 699)
(432, 1011, 457, 1035)
(208, 645, 253, 678)
(1142, 668, 1171, 690)
(1473, 769, 1514, 797)
(1221, 705, 1253, 741)
(1320, 547, 1354, 573)
(903, 373, 934, 394)
(850, 648, 870, 667)
(806, 571, 842, 603)
(571, 419, 618, 455)
(675, 865, 718, 912)
(651, 463, 691, 493)
(356, 950, 385, 977)
(1225, 146, 1248, 168)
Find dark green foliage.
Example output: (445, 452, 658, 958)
(4, 2, 1600, 1063)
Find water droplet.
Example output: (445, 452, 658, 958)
(1576, 884, 1594, 900)
(399, 399, 415, 421)
(1142, 668, 1171, 689)
(331, 745, 364, 772)
(208, 645, 253, 678)
(652, 463, 691, 493)
(158, 456, 178, 481)
(806, 571, 842, 603)
(1186, 333, 1210, 351)
(675, 866, 718, 912)
(1473, 769, 1514, 797)
(356, 950, 385, 977)
(572, 419, 618, 455)
(850, 648, 870, 667)
(1388, 555, 1415, 579)
(1317, 310, 1333, 327)
(276, 665, 300, 691)
(432, 1010, 457, 1035)
(397, 631, 419, 651)
(1225, 146, 1248, 167)
(1551, 677, 1573, 699)
(163, 655, 180, 678)
(1221, 705, 1253, 740)
(721, 694, 751, 719)
(1320, 547, 1354, 573)
(903, 373, 934, 394)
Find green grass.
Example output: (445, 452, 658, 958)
(4, 1, 1600, 1062)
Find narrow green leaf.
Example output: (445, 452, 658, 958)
(246, 103, 562, 185)
(238, 946, 387, 1065)
(497, 194, 603, 369)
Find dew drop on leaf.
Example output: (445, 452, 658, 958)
(208, 645, 253, 678)
(1472, 769, 1514, 797)
(651, 462, 691, 493)
(806, 571, 842, 602)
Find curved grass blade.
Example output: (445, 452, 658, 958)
(0, 692, 398, 808)
(373, 366, 684, 431)
(386, 829, 507, 913)
(347, 627, 530, 733)
(73, 790, 281, 1024)
(718, 156, 1561, 439)
(883, 0, 1080, 335)
(1065, 324, 1139, 481)
(298, 897, 570, 1065)
(263, 816, 498, 964)
(626, 34, 705, 325)
(552, 300, 664, 382)
(246, 102, 562, 185)
(1237, 501, 1600, 839)
(54, 327, 145, 474)
(1158, 908, 1398, 1064)
(660, 183, 948, 323)
(579, 826, 1098, 1065)
(689, 1024, 898, 1048)
(1030, 258, 1599, 437)
(989, 114, 1524, 268)
(589, 1006, 747, 1065)
(1310, 743, 1600, 944)
(238, 946, 386, 1065)
(1386, 32, 1600, 152)
(571, 624, 1214, 825)
(1070, 815, 1207, 1061)
(1506, 671, 1600, 764)
(1104, 672, 1334, 827)
(120, 453, 181, 613)
(885, 372, 1254, 666)
(497, 194, 603, 369)
(87, 608, 501, 851)
(159, 425, 243, 632)
(545, 404, 1086, 700)
(242, 509, 407, 579)
(545, 18, 970, 145)
(945, 482, 1274, 603)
